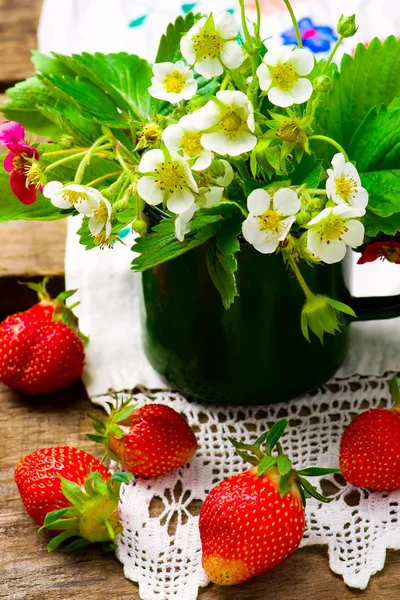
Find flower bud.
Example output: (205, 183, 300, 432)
(132, 218, 147, 235)
(313, 75, 332, 94)
(337, 14, 358, 38)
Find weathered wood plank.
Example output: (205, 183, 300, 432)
(0, 0, 42, 86)
(1, 381, 400, 600)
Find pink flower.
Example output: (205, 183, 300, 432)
(0, 121, 41, 205)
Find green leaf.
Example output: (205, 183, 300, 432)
(39, 74, 128, 128)
(265, 419, 288, 454)
(289, 153, 323, 188)
(131, 210, 228, 272)
(86, 433, 108, 444)
(257, 455, 277, 477)
(114, 402, 136, 423)
(277, 454, 292, 476)
(31, 50, 75, 77)
(315, 37, 400, 152)
(59, 538, 90, 553)
(324, 298, 356, 318)
(296, 467, 341, 477)
(47, 530, 76, 552)
(155, 13, 197, 63)
(206, 214, 241, 309)
(59, 477, 88, 508)
(363, 209, 400, 237)
(279, 474, 292, 497)
(38, 102, 102, 146)
(54, 52, 154, 119)
(1, 77, 63, 139)
(43, 508, 70, 527)
(297, 475, 333, 504)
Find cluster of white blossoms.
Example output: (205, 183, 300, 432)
(242, 153, 368, 264)
(43, 181, 112, 242)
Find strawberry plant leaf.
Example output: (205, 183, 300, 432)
(279, 473, 292, 497)
(297, 467, 341, 476)
(86, 433, 108, 444)
(47, 530, 77, 552)
(155, 13, 197, 63)
(254, 430, 269, 448)
(235, 449, 259, 466)
(265, 419, 288, 454)
(297, 475, 334, 503)
(114, 402, 137, 423)
(43, 507, 70, 527)
(389, 375, 400, 407)
(257, 455, 277, 477)
(59, 538, 91, 553)
(277, 454, 292, 476)
(362, 209, 400, 237)
(60, 477, 88, 508)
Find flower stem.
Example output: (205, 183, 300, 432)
(44, 151, 88, 172)
(115, 147, 137, 183)
(85, 171, 123, 187)
(322, 35, 344, 73)
(74, 136, 113, 184)
(288, 256, 314, 301)
(308, 135, 349, 161)
(254, 0, 262, 45)
(220, 73, 231, 91)
(238, 0, 254, 51)
(42, 147, 88, 157)
(283, 0, 303, 48)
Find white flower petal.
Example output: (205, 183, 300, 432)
(308, 231, 347, 264)
(326, 176, 336, 202)
(88, 215, 105, 236)
(192, 150, 213, 171)
(216, 90, 248, 107)
(289, 48, 314, 75)
(215, 160, 233, 187)
(253, 234, 281, 254)
(341, 219, 365, 247)
(331, 153, 346, 172)
(201, 131, 256, 156)
(175, 202, 197, 242)
(43, 180, 63, 198)
(162, 124, 183, 152)
(152, 62, 175, 78)
(247, 104, 255, 132)
(264, 46, 293, 67)
(257, 63, 272, 91)
(242, 215, 266, 245)
(195, 57, 223, 79)
(308, 207, 334, 226)
(49, 194, 73, 210)
(221, 41, 244, 70)
(75, 198, 97, 217)
(214, 11, 238, 38)
(268, 87, 294, 108)
(278, 216, 296, 241)
(138, 149, 164, 173)
(203, 186, 223, 207)
(290, 78, 313, 104)
(331, 205, 364, 219)
(352, 187, 369, 212)
(191, 101, 220, 130)
(181, 79, 198, 99)
(273, 188, 301, 216)
(247, 188, 271, 215)
(180, 35, 196, 64)
(342, 161, 361, 185)
(167, 187, 195, 214)
(105, 219, 112, 239)
(137, 176, 163, 205)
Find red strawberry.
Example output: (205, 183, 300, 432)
(339, 375, 400, 491)
(15, 446, 131, 551)
(199, 420, 338, 585)
(0, 279, 86, 394)
(88, 399, 198, 477)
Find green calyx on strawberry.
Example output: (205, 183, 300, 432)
(199, 419, 340, 586)
(41, 471, 131, 552)
(22, 276, 88, 344)
(87, 396, 198, 477)
(229, 418, 340, 505)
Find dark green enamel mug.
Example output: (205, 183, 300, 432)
(140, 241, 400, 405)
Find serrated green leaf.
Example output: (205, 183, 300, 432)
(39, 74, 128, 128)
(277, 454, 292, 476)
(265, 419, 288, 454)
(296, 467, 341, 477)
(38, 102, 102, 146)
(1, 77, 63, 139)
(362, 209, 400, 237)
(289, 153, 323, 189)
(155, 13, 197, 63)
(257, 455, 277, 477)
(31, 50, 75, 77)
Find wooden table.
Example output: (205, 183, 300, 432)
(1, 2, 400, 599)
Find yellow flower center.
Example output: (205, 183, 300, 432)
(181, 131, 202, 157)
(156, 161, 186, 191)
(219, 110, 244, 139)
(93, 203, 109, 222)
(193, 31, 223, 58)
(278, 120, 305, 144)
(94, 231, 112, 248)
(271, 62, 299, 92)
(12, 155, 28, 170)
(24, 163, 43, 188)
(320, 218, 347, 242)
(163, 71, 186, 94)
(259, 208, 281, 233)
(335, 174, 357, 201)
(143, 124, 161, 144)
(62, 189, 87, 204)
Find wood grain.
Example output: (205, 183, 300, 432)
(0, 0, 42, 87)
(1, 381, 400, 600)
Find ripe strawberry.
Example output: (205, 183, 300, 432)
(15, 446, 131, 551)
(339, 375, 400, 491)
(199, 420, 338, 585)
(0, 278, 86, 394)
(88, 399, 198, 477)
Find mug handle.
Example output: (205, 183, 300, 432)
(349, 294, 400, 322)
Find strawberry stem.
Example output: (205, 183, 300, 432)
(389, 375, 400, 408)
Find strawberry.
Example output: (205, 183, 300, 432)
(339, 375, 400, 491)
(88, 398, 198, 477)
(199, 420, 338, 585)
(15, 446, 131, 551)
(0, 278, 87, 394)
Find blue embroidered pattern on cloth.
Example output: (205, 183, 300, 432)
(282, 17, 338, 53)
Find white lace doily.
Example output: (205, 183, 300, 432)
(92, 372, 400, 599)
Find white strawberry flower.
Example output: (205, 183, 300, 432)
(174, 186, 224, 242)
(162, 115, 213, 171)
(174, 203, 198, 242)
(88, 196, 112, 239)
(180, 12, 244, 79)
(326, 153, 369, 213)
(43, 181, 103, 216)
(307, 205, 365, 264)
(137, 148, 198, 215)
(148, 60, 197, 104)
(257, 47, 314, 108)
(242, 187, 301, 254)
(193, 90, 256, 157)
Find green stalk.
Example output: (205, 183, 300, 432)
(322, 35, 344, 73)
(115, 148, 137, 183)
(308, 135, 349, 160)
(44, 151, 88, 173)
(238, 0, 254, 52)
(283, 0, 303, 48)
(288, 256, 314, 301)
(74, 136, 113, 184)
(254, 0, 262, 45)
